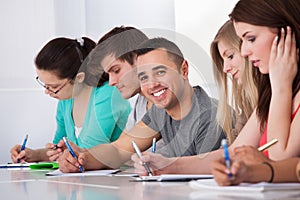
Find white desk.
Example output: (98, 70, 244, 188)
(1, 168, 300, 200)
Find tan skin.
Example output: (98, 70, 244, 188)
(57, 49, 194, 172)
(212, 147, 300, 185)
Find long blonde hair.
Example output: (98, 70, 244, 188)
(210, 20, 258, 144)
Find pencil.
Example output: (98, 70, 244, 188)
(257, 138, 278, 152)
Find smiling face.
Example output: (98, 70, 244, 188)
(234, 22, 277, 74)
(36, 68, 73, 100)
(136, 49, 187, 111)
(218, 40, 245, 85)
(102, 54, 140, 99)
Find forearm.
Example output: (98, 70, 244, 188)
(268, 89, 292, 159)
(170, 150, 222, 174)
(84, 143, 132, 170)
(272, 158, 299, 182)
(30, 148, 50, 162)
(247, 158, 300, 183)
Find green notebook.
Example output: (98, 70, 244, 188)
(29, 162, 59, 170)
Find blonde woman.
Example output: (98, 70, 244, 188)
(210, 20, 258, 144)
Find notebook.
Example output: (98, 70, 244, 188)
(189, 179, 300, 192)
(0, 163, 31, 168)
(29, 162, 59, 170)
(132, 174, 213, 182)
(0, 162, 59, 169)
(46, 169, 120, 176)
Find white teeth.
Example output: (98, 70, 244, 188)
(153, 89, 165, 97)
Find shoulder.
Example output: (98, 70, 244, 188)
(193, 86, 218, 109)
(94, 82, 125, 102)
(57, 99, 72, 109)
(94, 81, 115, 95)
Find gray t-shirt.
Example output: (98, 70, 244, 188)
(125, 94, 148, 132)
(142, 86, 225, 157)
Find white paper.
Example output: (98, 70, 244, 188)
(133, 174, 213, 181)
(46, 169, 120, 177)
(189, 179, 300, 192)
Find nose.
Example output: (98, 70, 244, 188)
(109, 75, 117, 86)
(240, 43, 251, 57)
(223, 61, 232, 74)
(44, 88, 51, 95)
(143, 76, 160, 89)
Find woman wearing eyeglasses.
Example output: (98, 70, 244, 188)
(10, 37, 131, 163)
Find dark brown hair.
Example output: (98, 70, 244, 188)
(83, 26, 148, 86)
(135, 37, 184, 70)
(35, 37, 108, 87)
(230, 0, 300, 130)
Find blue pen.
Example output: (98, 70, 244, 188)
(152, 138, 156, 153)
(62, 137, 84, 173)
(17, 134, 28, 163)
(221, 139, 232, 179)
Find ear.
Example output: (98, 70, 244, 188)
(76, 72, 85, 83)
(180, 60, 189, 79)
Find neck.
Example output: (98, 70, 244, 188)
(73, 83, 92, 98)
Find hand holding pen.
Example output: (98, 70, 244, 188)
(17, 134, 28, 163)
(132, 141, 153, 176)
(46, 143, 63, 161)
(212, 139, 278, 185)
(62, 137, 84, 172)
(221, 139, 233, 179)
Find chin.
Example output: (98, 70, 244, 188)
(258, 68, 269, 74)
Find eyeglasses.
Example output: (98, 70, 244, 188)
(35, 76, 70, 94)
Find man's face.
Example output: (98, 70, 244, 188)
(102, 54, 140, 99)
(137, 49, 187, 111)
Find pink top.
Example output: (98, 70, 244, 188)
(259, 103, 300, 157)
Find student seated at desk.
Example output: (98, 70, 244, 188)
(212, 146, 300, 185)
(131, 0, 300, 176)
(86, 26, 166, 155)
(10, 37, 131, 163)
(57, 37, 225, 173)
(210, 20, 258, 145)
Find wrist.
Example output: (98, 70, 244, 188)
(271, 86, 292, 96)
(262, 162, 274, 183)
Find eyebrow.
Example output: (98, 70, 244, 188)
(242, 31, 250, 38)
(137, 65, 168, 79)
(152, 65, 167, 71)
(222, 48, 234, 57)
(106, 64, 119, 73)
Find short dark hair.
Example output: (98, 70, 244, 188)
(35, 37, 96, 81)
(135, 37, 184, 70)
(83, 26, 148, 86)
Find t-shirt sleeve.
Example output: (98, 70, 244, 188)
(53, 101, 66, 144)
(141, 106, 161, 133)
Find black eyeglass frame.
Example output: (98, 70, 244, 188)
(35, 76, 70, 94)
